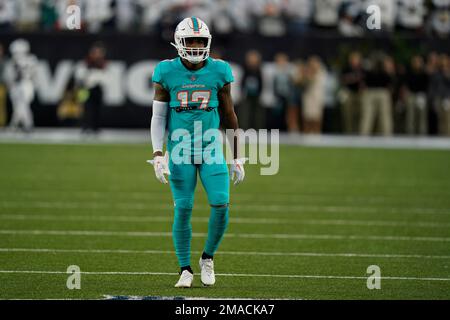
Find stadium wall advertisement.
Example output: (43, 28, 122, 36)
(0, 33, 449, 128)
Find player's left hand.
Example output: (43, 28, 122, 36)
(230, 158, 247, 186)
(147, 151, 171, 184)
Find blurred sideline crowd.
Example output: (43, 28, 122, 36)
(238, 50, 450, 136)
(0, 0, 449, 136)
(0, 40, 108, 134)
(0, 37, 449, 136)
(0, 0, 449, 37)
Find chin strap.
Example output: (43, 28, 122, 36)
(171, 42, 208, 64)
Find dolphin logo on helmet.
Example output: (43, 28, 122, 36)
(171, 17, 212, 64)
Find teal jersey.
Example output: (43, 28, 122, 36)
(152, 57, 234, 157)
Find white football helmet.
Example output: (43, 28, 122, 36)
(171, 17, 211, 64)
(10, 38, 30, 58)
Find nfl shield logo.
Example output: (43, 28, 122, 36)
(190, 75, 196, 81)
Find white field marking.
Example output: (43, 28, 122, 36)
(1, 247, 449, 260)
(6, 189, 447, 206)
(8, 168, 450, 188)
(9, 177, 448, 196)
(0, 229, 449, 242)
(1, 296, 293, 301)
(5, 189, 449, 205)
(7, 172, 450, 197)
(1, 200, 449, 215)
(1, 213, 450, 229)
(101, 295, 288, 301)
(2, 128, 450, 149)
(0, 269, 448, 282)
(4, 194, 450, 217)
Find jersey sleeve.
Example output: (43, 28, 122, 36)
(222, 62, 234, 86)
(152, 62, 167, 89)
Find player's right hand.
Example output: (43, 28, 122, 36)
(147, 151, 171, 184)
(230, 158, 247, 186)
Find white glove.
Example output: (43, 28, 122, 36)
(230, 158, 247, 186)
(147, 151, 171, 184)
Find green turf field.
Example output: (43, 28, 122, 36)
(0, 142, 449, 299)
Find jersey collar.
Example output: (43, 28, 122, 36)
(177, 57, 209, 73)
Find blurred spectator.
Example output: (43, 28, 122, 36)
(428, 0, 450, 37)
(183, 0, 213, 26)
(404, 55, 429, 135)
(84, 0, 114, 33)
(393, 60, 408, 134)
(227, 0, 254, 33)
(116, 0, 136, 32)
(5, 39, 38, 132)
(41, 0, 58, 31)
(323, 66, 340, 131)
(138, 0, 167, 32)
(210, 0, 259, 36)
(157, 1, 187, 41)
(339, 51, 364, 134)
(16, 0, 41, 31)
(76, 42, 108, 134)
(314, 0, 342, 28)
(0, 0, 15, 31)
(288, 60, 306, 132)
(57, 75, 83, 126)
(302, 56, 326, 134)
(0, 43, 6, 127)
(360, 54, 395, 136)
(435, 54, 450, 135)
(427, 51, 441, 134)
(239, 50, 264, 130)
(254, 0, 287, 37)
(271, 52, 292, 130)
(396, 0, 426, 32)
(338, 0, 364, 36)
(285, 0, 313, 34)
(0, 0, 447, 36)
(210, 0, 234, 36)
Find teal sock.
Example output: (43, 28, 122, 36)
(204, 205, 229, 256)
(172, 207, 192, 267)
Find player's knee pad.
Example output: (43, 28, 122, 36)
(210, 203, 229, 209)
(173, 198, 193, 229)
(174, 197, 194, 211)
(209, 192, 229, 208)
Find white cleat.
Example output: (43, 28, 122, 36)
(199, 257, 215, 286)
(174, 270, 194, 288)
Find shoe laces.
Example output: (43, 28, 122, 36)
(180, 270, 192, 279)
(203, 259, 214, 274)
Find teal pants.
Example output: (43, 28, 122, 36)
(169, 159, 230, 268)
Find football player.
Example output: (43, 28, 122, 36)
(6, 39, 37, 132)
(149, 17, 246, 288)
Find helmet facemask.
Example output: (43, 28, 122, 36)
(172, 35, 211, 64)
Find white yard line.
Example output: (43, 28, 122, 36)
(2, 129, 450, 149)
(4, 189, 449, 204)
(101, 295, 274, 300)
(0, 229, 449, 242)
(0, 247, 449, 259)
(6, 190, 448, 206)
(1, 213, 449, 228)
(1, 200, 449, 215)
(0, 269, 448, 282)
